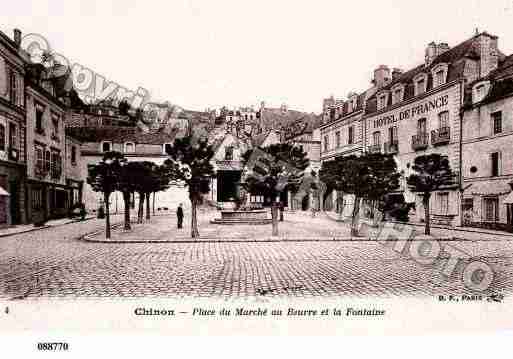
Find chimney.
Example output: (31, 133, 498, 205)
(425, 41, 437, 66)
(392, 68, 403, 81)
(13, 28, 21, 48)
(476, 33, 500, 78)
(437, 42, 450, 55)
(373, 65, 391, 88)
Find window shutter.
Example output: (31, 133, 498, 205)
(0, 58, 6, 97)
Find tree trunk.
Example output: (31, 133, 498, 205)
(191, 197, 200, 238)
(152, 192, 156, 215)
(424, 194, 431, 235)
(146, 192, 151, 220)
(137, 192, 144, 223)
(105, 192, 111, 239)
(351, 196, 361, 237)
(123, 191, 131, 230)
(279, 205, 284, 221)
(271, 203, 279, 236)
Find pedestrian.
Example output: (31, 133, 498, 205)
(177, 203, 184, 229)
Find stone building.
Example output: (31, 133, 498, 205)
(66, 124, 186, 214)
(0, 29, 26, 226)
(363, 32, 506, 226)
(320, 88, 375, 215)
(461, 52, 513, 231)
(25, 62, 73, 223)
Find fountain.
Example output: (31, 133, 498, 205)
(210, 186, 272, 225)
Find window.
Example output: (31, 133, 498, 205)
(373, 131, 381, 146)
(51, 151, 62, 179)
(35, 104, 44, 133)
(51, 113, 59, 140)
(414, 74, 428, 96)
(163, 143, 172, 155)
(10, 71, 17, 106)
(417, 118, 427, 135)
(348, 126, 354, 144)
(225, 146, 234, 160)
(101, 141, 111, 152)
(9, 123, 16, 149)
(491, 152, 501, 177)
(377, 94, 388, 110)
(71, 145, 77, 165)
(35, 146, 44, 172)
(438, 111, 449, 129)
(44, 150, 51, 173)
(0, 124, 5, 151)
(323, 135, 329, 151)
(392, 88, 402, 104)
(388, 126, 398, 143)
(335, 131, 341, 148)
(492, 111, 502, 134)
(473, 81, 490, 103)
(416, 79, 425, 95)
(438, 192, 449, 215)
(32, 188, 43, 210)
(483, 197, 499, 222)
(435, 70, 444, 87)
(124, 142, 135, 153)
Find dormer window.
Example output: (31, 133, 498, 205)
(391, 84, 404, 105)
(348, 95, 358, 113)
(473, 81, 490, 104)
(432, 63, 449, 88)
(124, 142, 135, 153)
(413, 73, 428, 96)
(377, 91, 389, 111)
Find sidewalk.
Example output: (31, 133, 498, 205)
(0, 216, 100, 238)
(322, 210, 513, 241)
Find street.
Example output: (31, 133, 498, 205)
(0, 211, 512, 299)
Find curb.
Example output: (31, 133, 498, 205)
(81, 235, 456, 244)
(388, 220, 513, 238)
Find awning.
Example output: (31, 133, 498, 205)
(0, 185, 10, 196)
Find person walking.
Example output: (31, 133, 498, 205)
(177, 203, 184, 229)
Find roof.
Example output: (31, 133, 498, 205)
(66, 126, 178, 145)
(259, 107, 321, 139)
(466, 54, 513, 106)
(365, 33, 493, 115)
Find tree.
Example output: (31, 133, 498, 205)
(242, 143, 309, 236)
(365, 153, 401, 225)
(407, 154, 456, 235)
(118, 160, 144, 230)
(87, 151, 124, 238)
(319, 153, 400, 236)
(164, 136, 214, 238)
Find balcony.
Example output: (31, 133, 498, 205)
(411, 133, 428, 151)
(431, 127, 450, 146)
(368, 144, 381, 154)
(384, 141, 399, 154)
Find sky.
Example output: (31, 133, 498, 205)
(2, 0, 513, 113)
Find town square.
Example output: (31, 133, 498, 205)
(1, 3, 513, 302)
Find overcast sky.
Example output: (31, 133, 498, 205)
(3, 0, 513, 113)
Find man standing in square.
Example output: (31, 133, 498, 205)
(177, 203, 184, 229)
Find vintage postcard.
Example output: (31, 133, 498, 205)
(1, 0, 513, 352)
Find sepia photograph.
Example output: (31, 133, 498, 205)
(1, 0, 513, 352)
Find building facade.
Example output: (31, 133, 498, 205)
(0, 29, 27, 226)
(25, 64, 72, 223)
(461, 54, 513, 231)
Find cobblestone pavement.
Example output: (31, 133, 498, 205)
(0, 212, 512, 299)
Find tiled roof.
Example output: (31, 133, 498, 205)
(66, 126, 178, 145)
(260, 108, 321, 138)
(365, 34, 488, 115)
